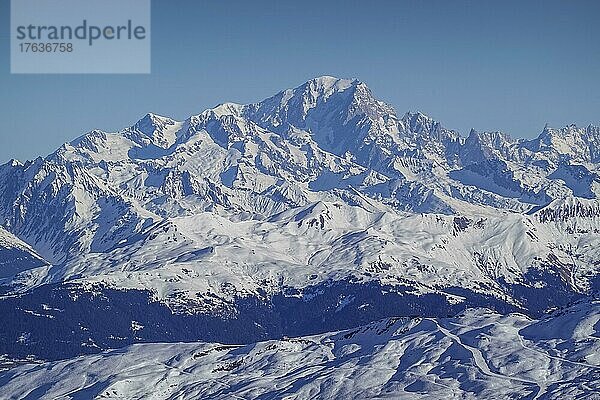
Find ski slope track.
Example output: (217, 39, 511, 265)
(1, 300, 599, 399)
(0, 76, 599, 397)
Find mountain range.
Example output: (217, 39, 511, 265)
(0, 76, 599, 398)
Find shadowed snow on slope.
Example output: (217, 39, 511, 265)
(0, 227, 48, 280)
(0, 77, 600, 387)
(0, 301, 598, 400)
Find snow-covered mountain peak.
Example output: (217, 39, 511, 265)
(209, 102, 244, 117)
(1, 75, 600, 304)
(466, 129, 514, 145)
(401, 111, 434, 128)
(246, 75, 387, 123)
(3, 77, 600, 383)
(399, 111, 456, 139)
(133, 112, 176, 132)
(460, 129, 517, 162)
(526, 124, 592, 161)
(586, 124, 600, 136)
(538, 123, 583, 144)
(399, 111, 444, 139)
(129, 113, 181, 149)
(303, 75, 358, 93)
(394, 111, 461, 164)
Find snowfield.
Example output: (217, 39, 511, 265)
(0, 76, 598, 310)
(1, 301, 599, 400)
(0, 76, 599, 397)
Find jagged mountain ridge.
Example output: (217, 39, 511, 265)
(0, 75, 599, 317)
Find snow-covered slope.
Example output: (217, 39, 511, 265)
(0, 226, 48, 281)
(0, 76, 599, 367)
(1, 300, 598, 400)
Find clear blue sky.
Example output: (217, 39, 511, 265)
(1, 0, 599, 163)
